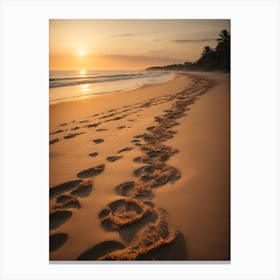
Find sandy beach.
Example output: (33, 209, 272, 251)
(49, 71, 230, 260)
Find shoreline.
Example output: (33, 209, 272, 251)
(49, 71, 230, 260)
(50, 73, 188, 128)
(49, 70, 175, 105)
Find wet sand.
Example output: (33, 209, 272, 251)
(49, 72, 230, 261)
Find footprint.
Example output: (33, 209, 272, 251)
(138, 146, 177, 163)
(134, 164, 181, 187)
(99, 208, 178, 260)
(98, 208, 111, 219)
(55, 199, 81, 209)
(146, 126, 155, 131)
(133, 157, 144, 164)
(70, 180, 93, 197)
(117, 147, 133, 153)
(118, 210, 158, 244)
(99, 198, 152, 229)
(50, 180, 82, 199)
(76, 164, 105, 179)
(136, 232, 187, 260)
(106, 156, 123, 162)
(133, 134, 144, 139)
(77, 241, 125, 260)
(93, 138, 104, 144)
(117, 126, 126, 129)
(56, 194, 72, 204)
(50, 233, 68, 252)
(88, 152, 98, 158)
(50, 138, 59, 145)
(50, 129, 64, 135)
(115, 181, 135, 196)
(105, 116, 122, 122)
(86, 122, 101, 128)
(64, 133, 83, 139)
(50, 210, 72, 230)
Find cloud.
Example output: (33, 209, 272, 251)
(171, 38, 217, 43)
(115, 33, 137, 37)
(99, 54, 184, 68)
(102, 54, 182, 63)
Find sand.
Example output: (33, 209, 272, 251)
(49, 71, 230, 261)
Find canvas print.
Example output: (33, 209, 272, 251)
(49, 19, 230, 261)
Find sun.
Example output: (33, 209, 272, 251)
(78, 50, 85, 56)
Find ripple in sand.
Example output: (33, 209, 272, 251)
(50, 233, 68, 252)
(77, 241, 125, 260)
(76, 164, 105, 179)
(50, 210, 72, 230)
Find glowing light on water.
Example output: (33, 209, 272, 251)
(80, 84, 90, 92)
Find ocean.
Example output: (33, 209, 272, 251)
(49, 69, 174, 104)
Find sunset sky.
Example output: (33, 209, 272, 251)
(50, 19, 230, 70)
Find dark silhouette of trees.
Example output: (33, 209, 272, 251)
(193, 30, 230, 71)
(196, 46, 215, 68)
(216, 29, 230, 69)
(147, 29, 230, 72)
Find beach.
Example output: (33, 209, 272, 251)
(49, 71, 230, 260)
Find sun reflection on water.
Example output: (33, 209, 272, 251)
(79, 69, 87, 77)
(80, 83, 90, 93)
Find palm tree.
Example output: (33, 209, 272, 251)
(197, 46, 214, 67)
(217, 29, 230, 44)
(202, 46, 212, 55)
(216, 29, 230, 70)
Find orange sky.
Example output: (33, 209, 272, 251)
(50, 19, 230, 70)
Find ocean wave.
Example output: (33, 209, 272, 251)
(49, 72, 169, 88)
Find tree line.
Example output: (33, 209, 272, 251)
(147, 29, 230, 72)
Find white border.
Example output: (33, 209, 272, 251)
(0, 0, 279, 279)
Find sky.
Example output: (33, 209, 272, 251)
(49, 19, 230, 70)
